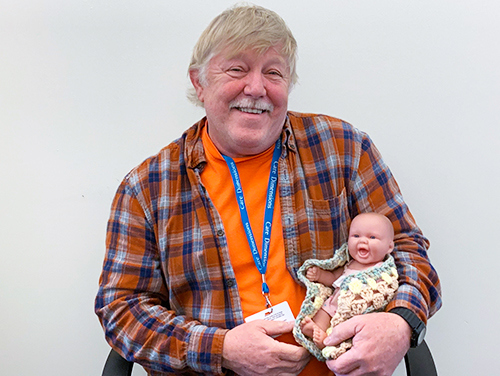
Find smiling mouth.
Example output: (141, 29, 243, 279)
(357, 247, 370, 257)
(234, 107, 267, 114)
(229, 98, 274, 114)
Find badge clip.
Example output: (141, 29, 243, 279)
(262, 275, 272, 309)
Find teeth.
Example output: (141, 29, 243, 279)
(238, 107, 264, 114)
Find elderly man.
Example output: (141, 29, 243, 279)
(96, 4, 441, 376)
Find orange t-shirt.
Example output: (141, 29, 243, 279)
(200, 125, 332, 375)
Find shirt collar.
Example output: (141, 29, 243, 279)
(185, 113, 297, 170)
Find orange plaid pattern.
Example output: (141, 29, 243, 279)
(96, 112, 441, 375)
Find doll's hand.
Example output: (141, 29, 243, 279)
(306, 266, 321, 282)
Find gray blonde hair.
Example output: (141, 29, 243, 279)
(187, 4, 298, 107)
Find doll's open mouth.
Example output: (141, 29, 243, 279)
(358, 248, 370, 257)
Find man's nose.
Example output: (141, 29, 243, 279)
(243, 71, 266, 97)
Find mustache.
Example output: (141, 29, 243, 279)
(229, 98, 274, 112)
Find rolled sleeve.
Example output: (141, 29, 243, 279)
(95, 174, 228, 375)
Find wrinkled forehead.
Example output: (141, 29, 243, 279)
(213, 40, 290, 66)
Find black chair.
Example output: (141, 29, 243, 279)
(102, 339, 437, 376)
(102, 349, 133, 376)
(404, 340, 438, 376)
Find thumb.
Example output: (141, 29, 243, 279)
(323, 318, 358, 346)
(258, 320, 295, 337)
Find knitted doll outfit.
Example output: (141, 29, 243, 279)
(292, 243, 399, 361)
(321, 261, 383, 317)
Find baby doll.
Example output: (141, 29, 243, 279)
(300, 212, 395, 351)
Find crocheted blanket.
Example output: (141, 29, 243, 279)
(292, 243, 399, 361)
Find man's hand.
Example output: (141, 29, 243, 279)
(222, 320, 310, 376)
(324, 312, 411, 376)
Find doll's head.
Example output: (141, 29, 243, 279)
(347, 213, 394, 265)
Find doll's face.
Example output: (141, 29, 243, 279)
(348, 213, 394, 265)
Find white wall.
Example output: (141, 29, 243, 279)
(1, 1, 498, 375)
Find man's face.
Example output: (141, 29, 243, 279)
(190, 46, 290, 158)
(347, 214, 395, 266)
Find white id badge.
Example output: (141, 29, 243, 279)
(244, 301, 295, 323)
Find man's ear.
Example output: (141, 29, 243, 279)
(189, 69, 205, 103)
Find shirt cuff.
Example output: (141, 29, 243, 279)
(187, 325, 229, 375)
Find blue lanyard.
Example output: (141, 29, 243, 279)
(222, 140, 281, 308)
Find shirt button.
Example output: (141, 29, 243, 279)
(226, 279, 235, 288)
(217, 230, 225, 237)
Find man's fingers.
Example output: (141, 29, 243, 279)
(326, 348, 360, 375)
(276, 344, 311, 373)
(222, 320, 310, 376)
(259, 319, 295, 337)
(323, 317, 359, 346)
(325, 313, 411, 376)
(257, 320, 310, 364)
(277, 342, 310, 361)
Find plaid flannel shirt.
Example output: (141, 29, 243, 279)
(95, 111, 442, 375)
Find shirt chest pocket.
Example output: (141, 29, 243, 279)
(306, 188, 350, 260)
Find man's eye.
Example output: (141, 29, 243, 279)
(227, 67, 244, 74)
(230, 66, 246, 71)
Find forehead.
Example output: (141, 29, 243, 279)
(215, 44, 288, 65)
(351, 214, 389, 231)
